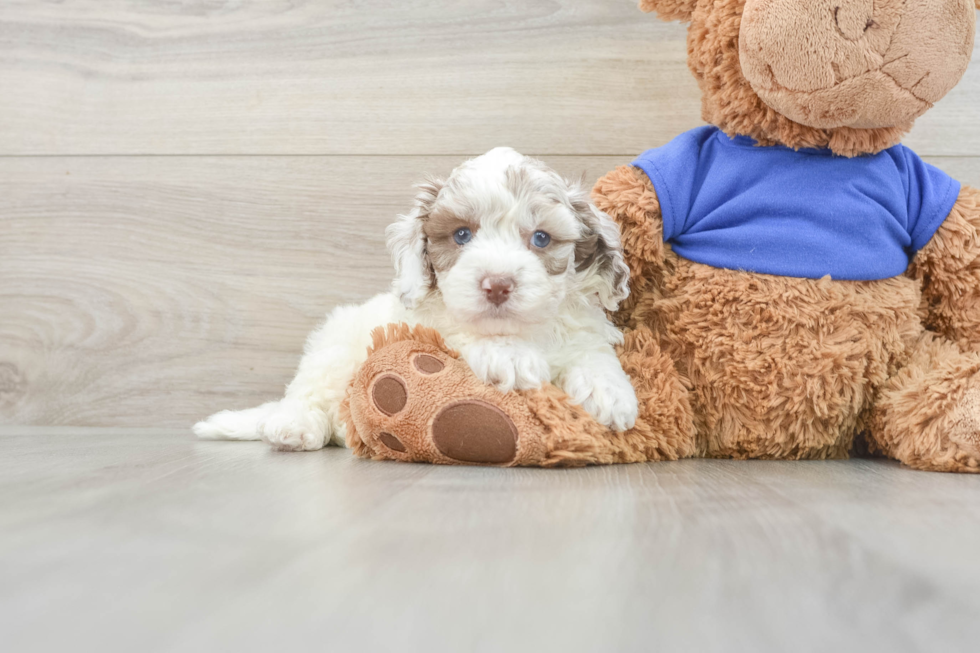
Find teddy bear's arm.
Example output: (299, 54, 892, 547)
(591, 165, 671, 329)
(908, 185, 980, 352)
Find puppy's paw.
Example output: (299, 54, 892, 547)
(257, 402, 327, 451)
(463, 340, 551, 393)
(561, 366, 638, 432)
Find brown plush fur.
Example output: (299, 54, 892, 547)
(909, 186, 980, 353)
(342, 0, 980, 472)
(868, 332, 980, 472)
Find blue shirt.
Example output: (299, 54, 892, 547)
(632, 126, 961, 280)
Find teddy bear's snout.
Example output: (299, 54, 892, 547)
(738, 0, 976, 130)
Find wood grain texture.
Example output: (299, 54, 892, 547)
(2, 428, 980, 653)
(0, 155, 625, 427)
(0, 0, 977, 156)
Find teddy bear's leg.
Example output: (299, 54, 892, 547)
(909, 186, 980, 353)
(342, 324, 696, 466)
(868, 332, 980, 473)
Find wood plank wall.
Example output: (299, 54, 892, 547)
(2, 1, 978, 428)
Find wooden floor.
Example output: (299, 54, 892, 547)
(3, 427, 980, 653)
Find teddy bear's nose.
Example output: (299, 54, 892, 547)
(833, 2, 876, 41)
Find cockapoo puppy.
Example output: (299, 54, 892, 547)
(194, 147, 639, 451)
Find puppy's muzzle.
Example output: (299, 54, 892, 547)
(481, 276, 516, 306)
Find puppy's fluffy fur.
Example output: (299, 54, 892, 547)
(194, 148, 639, 451)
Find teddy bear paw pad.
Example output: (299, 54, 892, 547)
(413, 353, 444, 374)
(371, 375, 407, 416)
(377, 431, 407, 453)
(431, 400, 518, 464)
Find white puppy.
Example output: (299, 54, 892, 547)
(194, 148, 639, 451)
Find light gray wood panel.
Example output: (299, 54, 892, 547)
(2, 428, 980, 653)
(1, 1, 977, 156)
(0, 154, 625, 428)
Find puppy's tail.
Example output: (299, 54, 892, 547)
(192, 401, 280, 441)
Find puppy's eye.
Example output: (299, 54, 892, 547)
(453, 227, 472, 245)
(531, 230, 551, 248)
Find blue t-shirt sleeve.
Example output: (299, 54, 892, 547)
(632, 126, 715, 242)
(901, 146, 961, 253)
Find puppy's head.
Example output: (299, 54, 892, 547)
(387, 147, 629, 335)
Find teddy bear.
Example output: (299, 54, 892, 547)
(342, 0, 980, 473)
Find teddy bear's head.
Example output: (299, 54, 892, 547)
(642, 0, 978, 156)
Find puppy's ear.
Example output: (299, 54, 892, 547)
(386, 178, 442, 309)
(570, 186, 631, 311)
(639, 0, 697, 22)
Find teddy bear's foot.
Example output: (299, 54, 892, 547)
(341, 323, 697, 467)
(870, 333, 980, 473)
(342, 324, 553, 466)
(948, 384, 980, 457)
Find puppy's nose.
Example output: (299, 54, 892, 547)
(481, 276, 515, 306)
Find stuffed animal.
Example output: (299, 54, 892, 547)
(343, 0, 980, 472)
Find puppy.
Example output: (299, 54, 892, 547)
(194, 148, 639, 451)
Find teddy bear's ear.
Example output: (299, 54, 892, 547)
(638, 0, 698, 21)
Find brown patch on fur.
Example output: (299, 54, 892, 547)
(421, 210, 477, 275)
(572, 232, 604, 273)
(568, 194, 630, 306)
(908, 186, 980, 353)
(522, 211, 580, 276)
